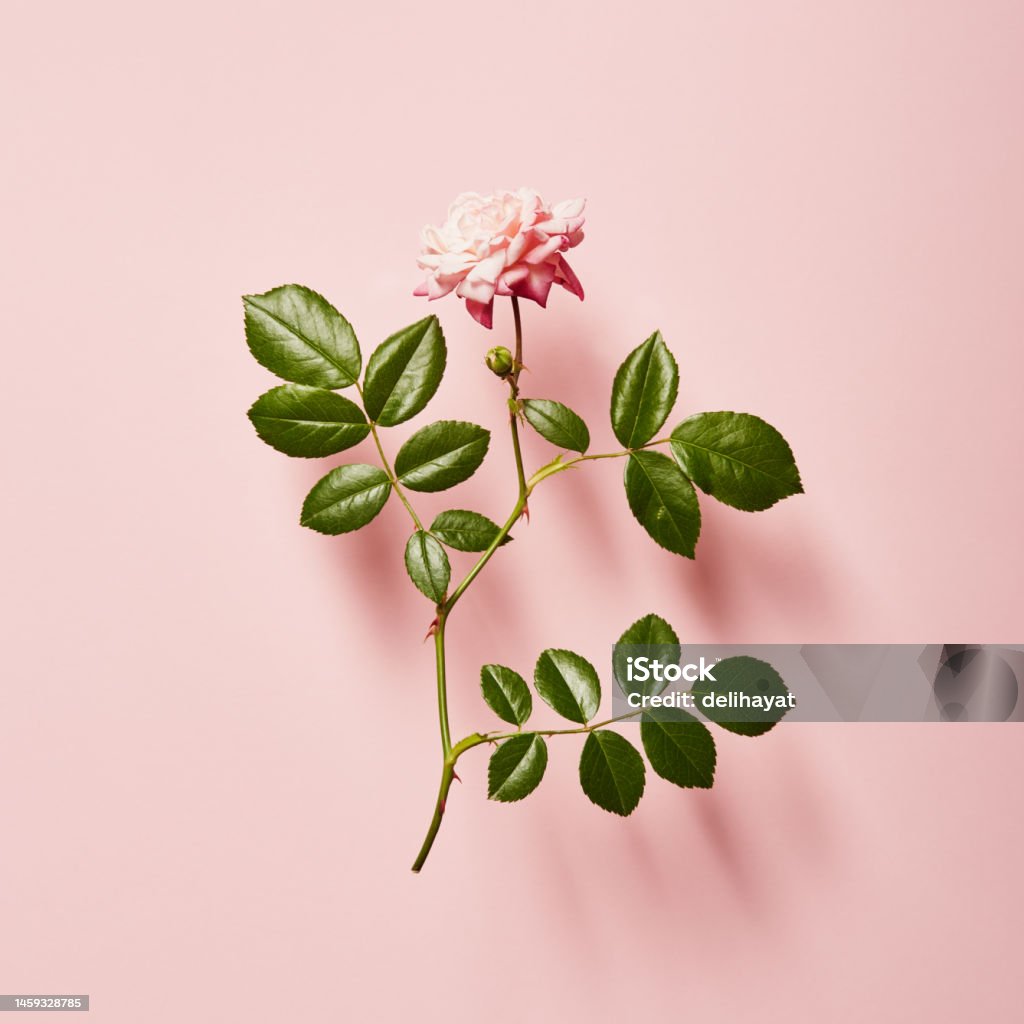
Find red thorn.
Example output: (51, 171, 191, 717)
(423, 617, 439, 642)
(452, 770, 462, 783)
(521, 502, 530, 524)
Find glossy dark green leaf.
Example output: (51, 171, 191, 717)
(579, 731, 645, 815)
(299, 464, 391, 534)
(247, 384, 369, 458)
(363, 316, 446, 426)
(641, 709, 716, 788)
(395, 420, 490, 493)
(521, 399, 590, 453)
(243, 284, 360, 387)
(624, 451, 701, 558)
(610, 331, 679, 448)
(691, 656, 791, 736)
(404, 531, 450, 603)
(534, 649, 601, 724)
(429, 510, 511, 552)
(671, 412, 803, 512)
(613, 613, 681, 698)
(480, 664, 532, 726)
(488, 733, 548, 802)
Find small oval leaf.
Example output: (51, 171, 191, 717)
(613, 613, 681, 698)
(243, 284, 360, 387)
(534, 649, 601, 724)
(624, 451, 701, 558)
(404, 531, 450, 603)
(610, 331, 678, 448)
(488, 734, 548, 802)
(641, 709, 717, 789)
(395, 420, 490, 493)
(247, 384, 370, 458)
(429, 510, 512, 552)
(579, 730, 646, 815)
(691, 656, 792, 736)
(521, 399, 590, 453)
(300, 464, 391, 535)
(480, 664, 532, 725)
(670, 411, 803, 512)
(363, 316, 447, 426)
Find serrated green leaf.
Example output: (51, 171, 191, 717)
(247, 384, 369, 458)
(395, 420, 490, 493)
(521, 399, 590, 453)
(363, 316, 446, 426)
(429, 510, 511, 552)
(243, 285, 360, 387)
(404, 531, 450, 603)
(534, 649, 601, 724)
(579, 731, 645, 815)
(480, 664, 532, 725)
(300, 464, 391, 534)
(670, 412, 803, 512)
(613, 613, 681, 698)
(641, 709, 716, 788)
(691, 656, 792, 736)
(610, 331, 679, 448)
(624, 451, 701, 557)
(488, 733, 548, 802)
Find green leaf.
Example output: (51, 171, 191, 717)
(579, 731, 646, 815)
(641, 709, 716, 789)
(243, 284, 360, 388)
(363, 316, 447, 426)
(395, 420, 490, 493)
(247, 384, 369, 458)
(610, 330, 679, 448)
(521, 399, 590, 453)
(429, 510, 511, 552)
(488, 734, 548, 802)
(691, 656, 792, 736)
(670, 412, 803, 512)
(299, 464, 391, 535)
(624, 451, 701, 557)
(534, 649, 601, 724)
(404, 531, 450, 603)
(613, 613, 681, 698)
(480, 665, 532, 726)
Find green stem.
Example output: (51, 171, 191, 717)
(357, 383, 424, 532)
(412, 299, 531, 872)
(413, 704, 645, 870)
(508, 296, 528, 501)
(434, 614, 452, 756)
(453, 709, 645, 755)
(411, 760, 455, 873)
(412, 305, 672, 872)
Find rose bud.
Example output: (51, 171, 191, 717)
(485, 346, 515, 377)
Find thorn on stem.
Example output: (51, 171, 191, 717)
(423, 617, 439, 642)
(452, 770, 461, 784)
(521, 502, 530, 524)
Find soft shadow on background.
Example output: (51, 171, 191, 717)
(4, 1, 1024, 1022)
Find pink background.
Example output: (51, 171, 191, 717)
(3, 1, 1023, 1020)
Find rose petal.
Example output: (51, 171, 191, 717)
(465, 298, 494, 328)
(554, 255, 585, 300)
(513, 262, 556, 307)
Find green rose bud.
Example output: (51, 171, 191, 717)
(485, 346, 514, 377)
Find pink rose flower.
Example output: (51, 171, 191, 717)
(414, 188, 585, 329)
